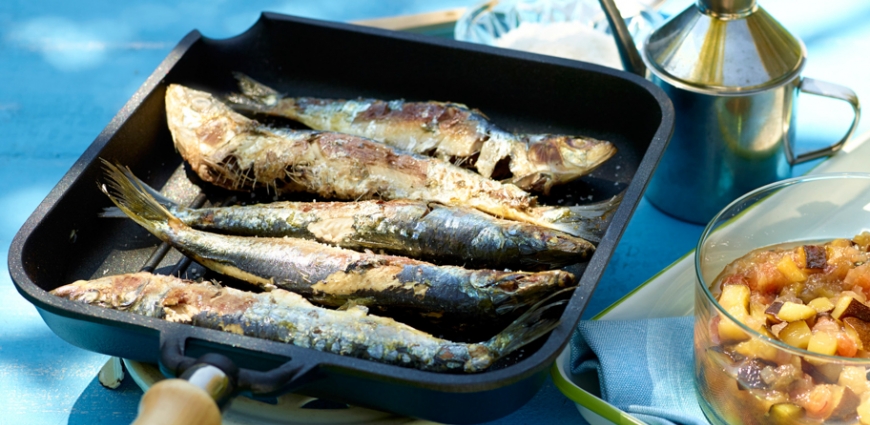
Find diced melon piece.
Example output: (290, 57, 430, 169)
(718, 311, 750, 343)
(777, 255, 808, 283)
(832, 238, 854, 248)
(858, 396, 870, 425)
(749, 299, 770, 329)
(756, 390, 790, 413)
(770, 302, 817, 323)
(768, 403, 803, 423)
(808, 297, 835, 313)
(719, 284, 750, 311)
(770, 321, 788, 338)
(855, 231, 870, 251)
(808, 331, 839, 356)
(717, 284, 752, 342)
(779, 320, 812, 349)
(839, 366, 870, 395)
(734, 336, 779, 362)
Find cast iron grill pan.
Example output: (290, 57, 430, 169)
(8, 12, 674, 424)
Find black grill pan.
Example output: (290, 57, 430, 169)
(8, 12, 673, 424)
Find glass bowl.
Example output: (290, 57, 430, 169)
(695, 173, 870, 425)
(454, 0, 664, 70)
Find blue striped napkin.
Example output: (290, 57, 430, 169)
(570, 316, 709, 425)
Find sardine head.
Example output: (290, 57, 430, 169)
(50, 272, 158, 310)
(529, 135, 616, 176)
(524, 135, 617, 191)
(165, 84, 250, 179)
(559, 136, 617, 171)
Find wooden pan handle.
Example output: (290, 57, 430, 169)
(132, 378, 222, 425)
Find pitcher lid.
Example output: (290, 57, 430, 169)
(642, 0, 806, 94)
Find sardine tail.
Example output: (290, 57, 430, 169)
(98, 166, 178, 218)
(531, 192, 624, 242)
(484, 287, 573, 358)
(99, 159, 180, 233)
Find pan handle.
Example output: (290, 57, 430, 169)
(132, 358, 232, 425)
(131, 330, 324, 424)
(158, 330, 323, 396)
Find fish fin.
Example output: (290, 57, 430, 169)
(531, 192, 624, 242)
(99, 159, 182, 233)
(224, 93, 267, 114)
(336, 297, 376, 311)
(484, 287, 574, 358)
(505, 172, 552, 195)
(225, 72, 282, 111)
(568, 191, 625, 215)
(233, 72, 279, 98)
(98, 168, 179, 218)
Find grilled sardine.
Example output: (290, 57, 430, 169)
(100, 162, 576, 322)
(228, 73, 617, 194)
(101, 163, 595, 270)
(51, 272, 566, 372)
(166, 84, 618, 241)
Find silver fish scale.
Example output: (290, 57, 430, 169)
(237, 295, 478, 370)
(338, 100, 372, 122)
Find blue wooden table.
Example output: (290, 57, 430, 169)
(2, 0, 869, 423)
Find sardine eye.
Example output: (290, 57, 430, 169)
(191, 96, 211, 112)
(81, 290, 100, 304)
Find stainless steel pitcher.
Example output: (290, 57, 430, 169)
(608, 0, 861, 223)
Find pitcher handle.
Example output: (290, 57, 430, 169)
(788, 77, 861, 165)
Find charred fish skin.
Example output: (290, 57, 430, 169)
(103, 165, 595, 270)
(228, 73, 617, 194)
(50, 273, 565, 372)
(100, 161, 576, 321)
(166, 84, 616, 239)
